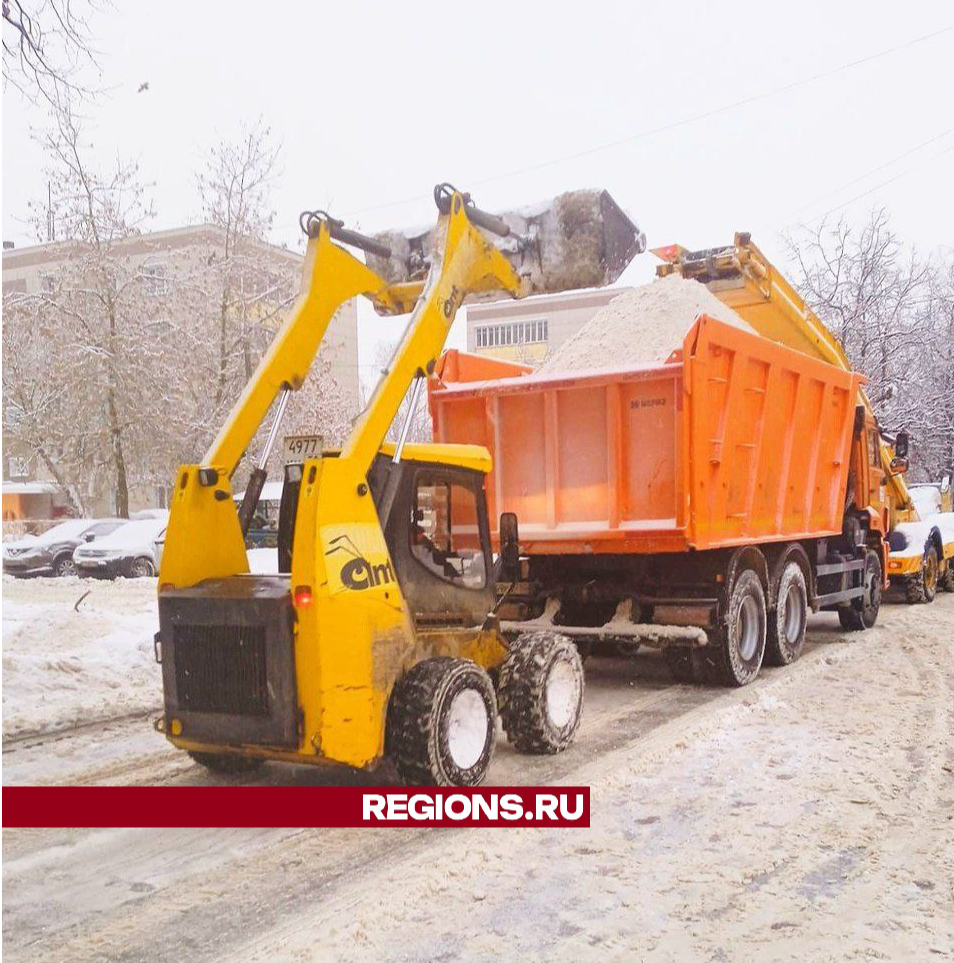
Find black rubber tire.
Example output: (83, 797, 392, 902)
(904, 545, 938, 604)
(386, 657, 497, 786)
(188, 752, 265, 774)
(663, 645, 705, 684)
(939, 560, 954, 593)
(838, 550, 883, 631)
(52, 554, 77, 578)
(765, 561, 808, 666)
(703, 568, 767, 686)
(130, 556, 156, 578)
(498, 632, 584, 754)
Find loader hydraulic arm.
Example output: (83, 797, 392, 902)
(340, 186, 521, 476)
(203, 219, 394, 479)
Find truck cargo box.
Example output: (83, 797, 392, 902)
(429, 315, 865, 555)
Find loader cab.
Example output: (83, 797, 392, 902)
(276, 444, 496, 628)
(369, 451, 495, 628)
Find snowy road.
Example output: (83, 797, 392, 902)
(3, 597, 953, 961)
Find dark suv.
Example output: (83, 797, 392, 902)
(2, 519, 126, 577)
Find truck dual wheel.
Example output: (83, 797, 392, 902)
(704, 569, 767, 686)
(838, 550, 883, 631)
(498, 632, 584, 754)
(765, 561, 808, 666)
(188, 752, 265, 774)
(905, 545, 939, 604)
(387, 657, 497, 787)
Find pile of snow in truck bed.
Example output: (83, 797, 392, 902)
(540, 273, 757, 373)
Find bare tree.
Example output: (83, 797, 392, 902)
(2, 0, 101, 106)
(786, 209, 943, 480)
(3, 97, 161, 517)
(910, 259, 954, 480)
(196, 120, 287, 403)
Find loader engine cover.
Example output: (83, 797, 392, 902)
(158, 577, 299, 748)
(369, 189, 645, 312)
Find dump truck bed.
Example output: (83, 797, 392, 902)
(430, 315, 865, 555)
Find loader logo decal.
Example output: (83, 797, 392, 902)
(326, 535, 396, 591)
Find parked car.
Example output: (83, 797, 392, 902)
(72, 517, 167, 578)
(2, 518, 127, 577)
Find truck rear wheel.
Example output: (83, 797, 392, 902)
(498, 632, 584, 754)
(905, 545, 938, 604)
(188, 752, 265, 775)
(765, 561, 808, 666)
(704, 569, 766, 686)
(387, 658, 497, 787)
(838, 550, 882, 631)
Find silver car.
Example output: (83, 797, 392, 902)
(72, 516, 168, 578)
(2, 518, 127, 578)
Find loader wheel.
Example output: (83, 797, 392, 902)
(939, 560, 954, 593)
(188, 752, 265, 775)
(904, 545, 938, 604)
(838, 550, 882, 631)
(498, 632, 584, 754)
(703, 569, 766, 686)
(765, 561, 808, 666)
(386, 658, 496, 787)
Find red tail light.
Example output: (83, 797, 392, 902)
(293, 585, 314, 608)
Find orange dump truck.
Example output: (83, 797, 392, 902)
(429, 313, 889, 686)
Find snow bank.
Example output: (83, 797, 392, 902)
(540, 274, 756, 373)
(247, 548, 279, 574)
(2, 576, 160, 737)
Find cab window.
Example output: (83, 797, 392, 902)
(411, 473, 486, 589)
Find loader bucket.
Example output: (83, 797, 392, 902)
(369, 189, 646, 312)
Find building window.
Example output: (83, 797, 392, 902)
(142, 264, 169, 297)
(475, 319, 548, 349)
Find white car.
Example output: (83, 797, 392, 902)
(72, 517, 167, 578)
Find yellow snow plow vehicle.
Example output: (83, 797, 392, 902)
(155, 184, 643, 785)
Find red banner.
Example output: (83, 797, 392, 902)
(2, 787, 590, 828)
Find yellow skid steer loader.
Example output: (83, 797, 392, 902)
(156, 184, 643, 785)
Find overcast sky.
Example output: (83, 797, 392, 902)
(3, 1, 952, 390)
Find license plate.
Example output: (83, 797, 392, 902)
(283, 434, 323, 465)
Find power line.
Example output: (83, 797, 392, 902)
(764, 125, 954, 231)
(798, 143, 954, 227)
(337, 24, 952, 221)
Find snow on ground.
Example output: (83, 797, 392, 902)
(2, 555, 282, 737)
(2, 575, 161, 738)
